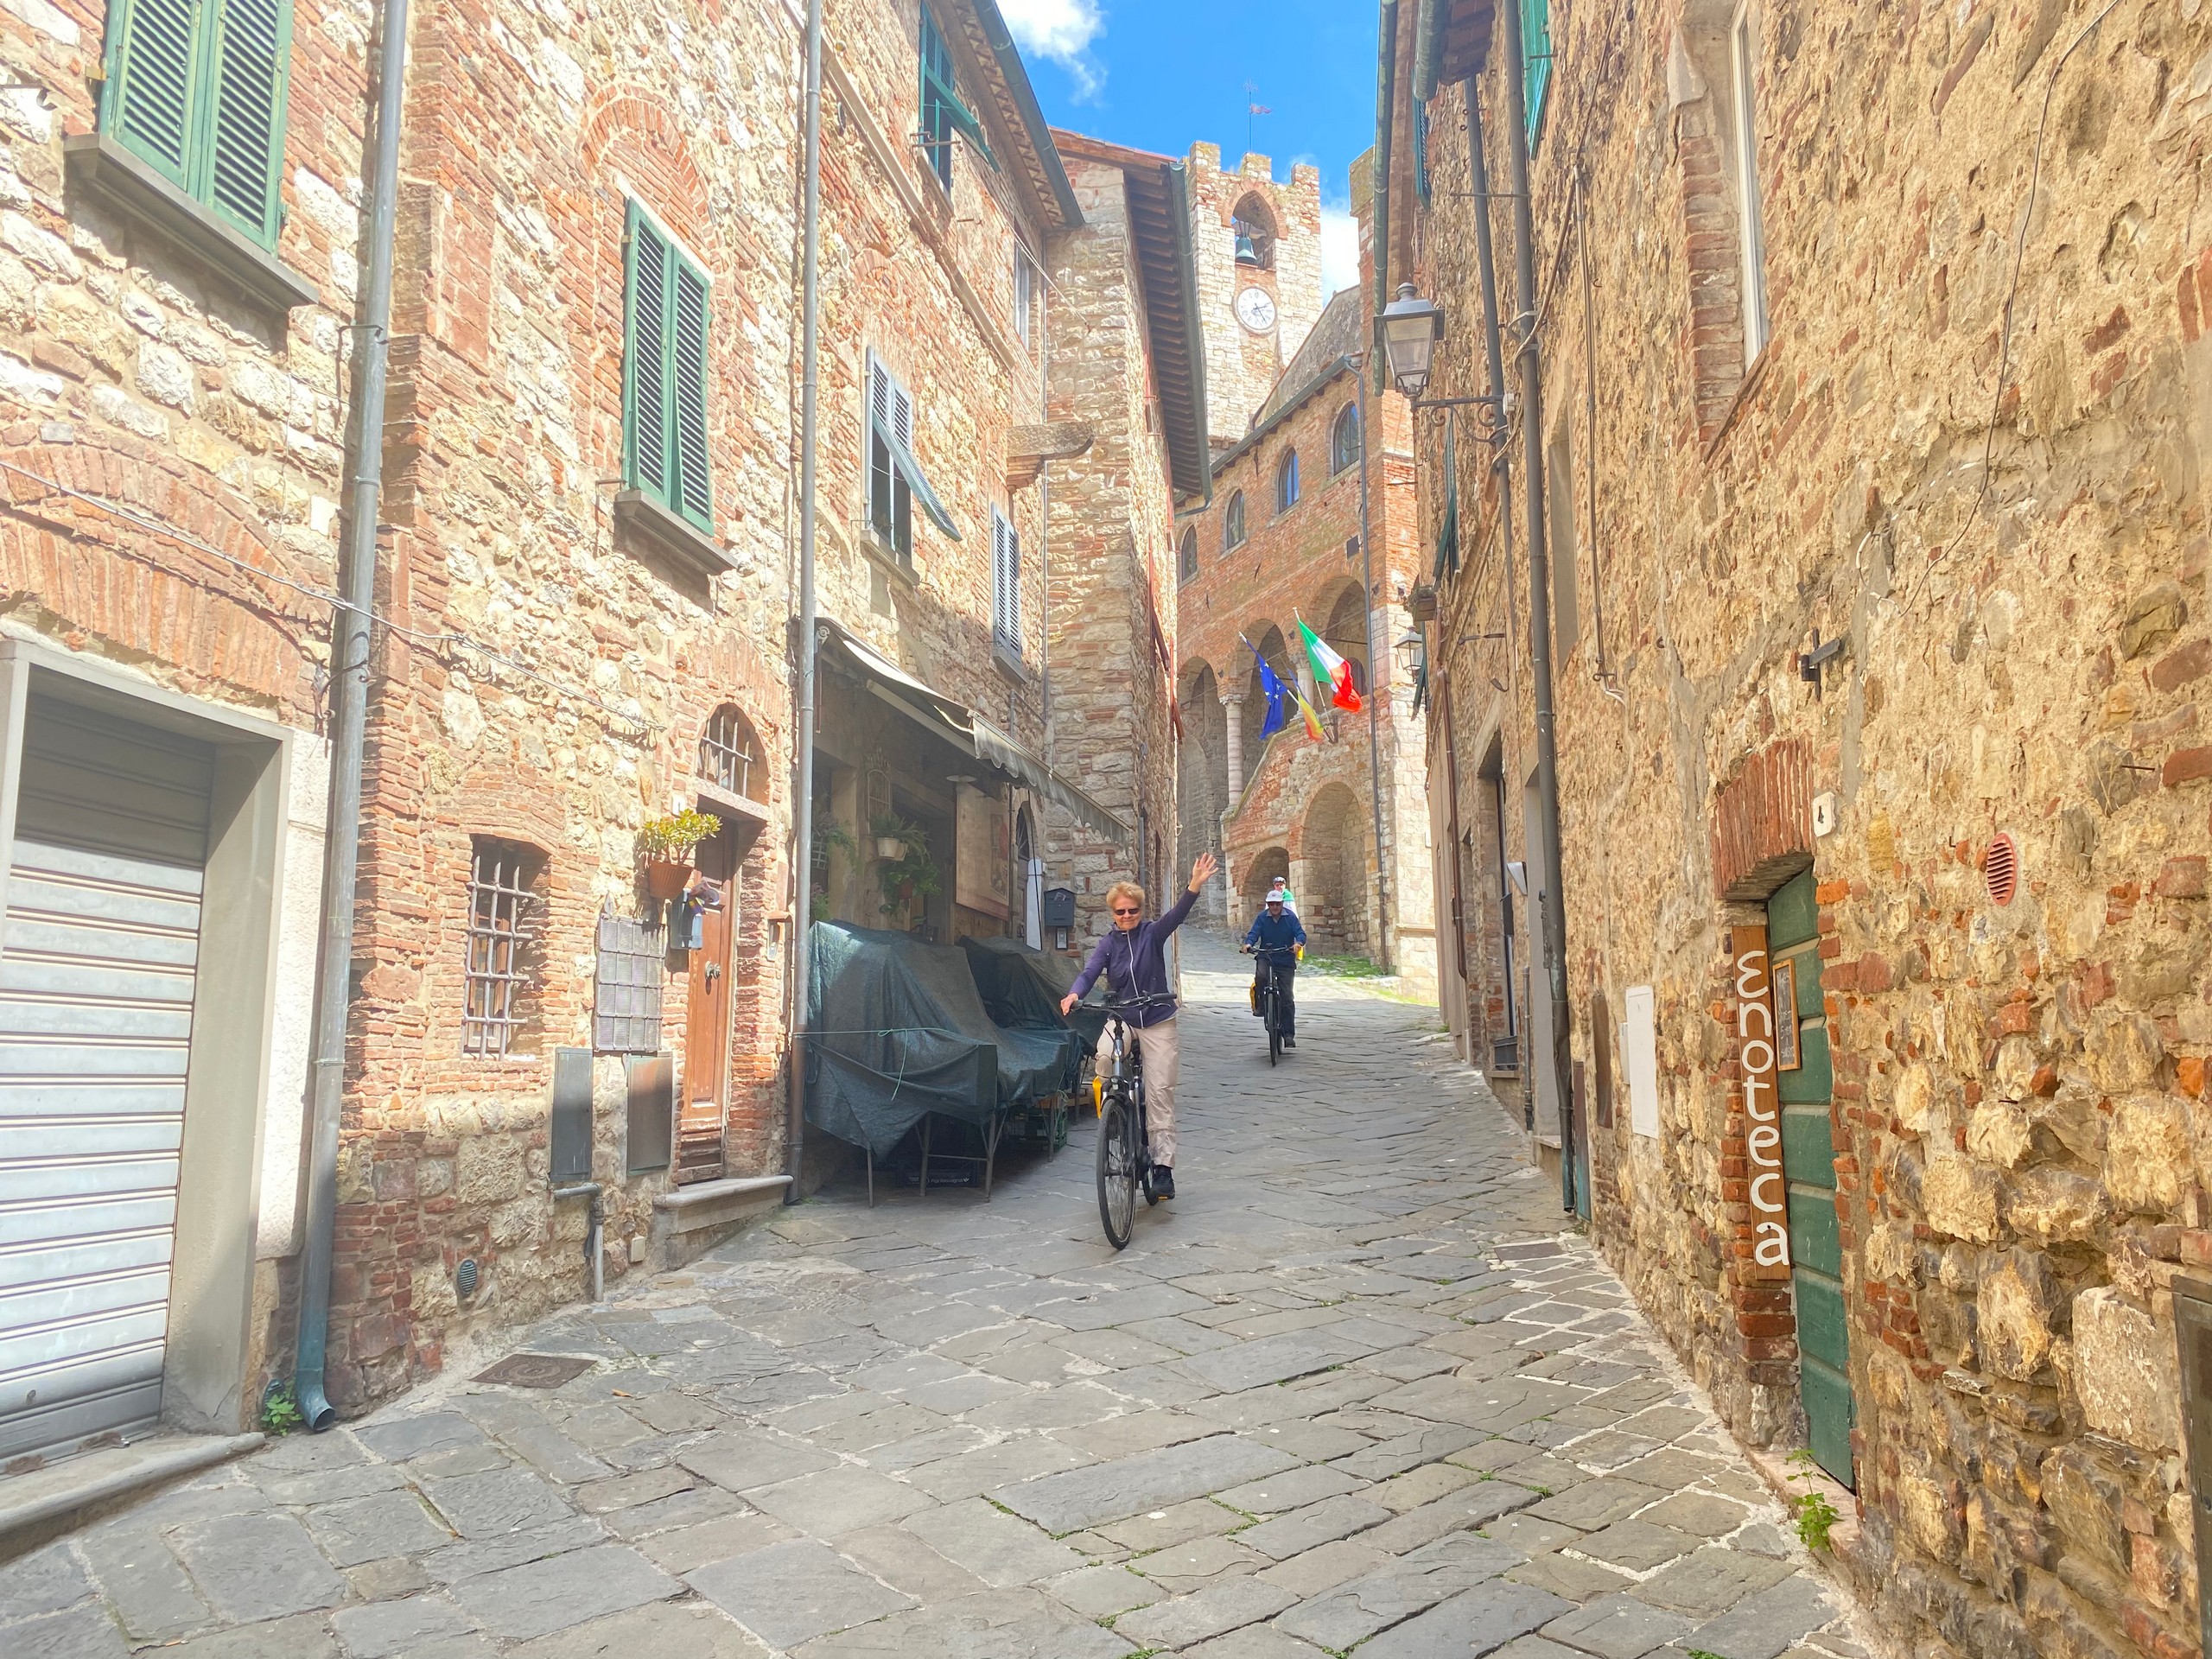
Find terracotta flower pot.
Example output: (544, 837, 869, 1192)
(644, 858, 694, 900)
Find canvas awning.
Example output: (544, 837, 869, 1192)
(820, 620, 1129, 844)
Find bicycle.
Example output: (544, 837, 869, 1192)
(1243, 945, 1294, 1066)
(1091, 993, 1172, 1249)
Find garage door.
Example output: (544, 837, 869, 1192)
(0, 696, 213, 1465)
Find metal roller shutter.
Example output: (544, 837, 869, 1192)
(0, 696, 213, 1465)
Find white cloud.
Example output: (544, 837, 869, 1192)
(1001, 0, 1107, 101)
(1320, 202, 1359, 296)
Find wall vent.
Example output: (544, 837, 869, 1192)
(1986, 832, 2019, 907)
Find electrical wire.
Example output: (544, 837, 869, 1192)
(1906, 0, 2123, 609)
(0, 456, 661, 734)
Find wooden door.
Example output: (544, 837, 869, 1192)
(678, 819, 739, 1182)
(1770, 868, 1853, 1485)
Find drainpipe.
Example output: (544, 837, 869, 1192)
(785, 0, 823, 1200)
(1496, 0, 1576, 1214)
(293, 0, 410, 1430)
(1370, 0, 1399, 396)
(1348, 357, 1389, 972)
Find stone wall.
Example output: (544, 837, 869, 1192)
(1401, 3, 2212, 1656)
(1041, 149, 1179, 943)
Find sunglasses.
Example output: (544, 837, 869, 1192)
(1112, 906, 1141, 916)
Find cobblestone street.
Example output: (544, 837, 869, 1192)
(3, 945, 1866, 1659)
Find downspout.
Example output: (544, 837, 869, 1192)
(1349, 357, 1389, 972)
(785, 0, 823, 1199)
(1466, 88, 1520, 723)
(292, 0, 410, 1430)
(1370, 0, 1399, 396)
(1496, 0, 1577, 1215)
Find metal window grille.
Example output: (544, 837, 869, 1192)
(594, 909, 664, 1052)
(700, 705, 761, 801)
(464, 841, 539, 1057)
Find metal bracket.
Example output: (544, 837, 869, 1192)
(1798, 630, 1846, 696)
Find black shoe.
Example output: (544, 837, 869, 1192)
(1283, 1036, 1295, 1048)
(1152, 1167, 1175, 1199)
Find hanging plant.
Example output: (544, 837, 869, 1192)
(875, 820, 943, 917)
(869, 810, 923, 862)
(639, 808, 721, 899)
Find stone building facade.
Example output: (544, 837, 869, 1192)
(1390, 1, 2212, 1656)
(1173, 265, 1433, 989)
(0, 0, 367, 1462)
(0, 0, 1205, 1472)
(1185, 143, 1323, 456)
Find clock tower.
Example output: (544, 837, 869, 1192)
(1183, 143, 1325, 451)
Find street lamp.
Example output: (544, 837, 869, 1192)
(1378, 283, 1446, 399)
(1393, 626, 1425, 680)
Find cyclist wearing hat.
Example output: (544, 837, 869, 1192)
(1242, 886, 1306, 1046)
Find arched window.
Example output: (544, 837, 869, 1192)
(1275, 449, 1300, 514)
(1178, 526, 1198, 583)
(1331, 404, 1360, 474)
(699, 704, 765, 801)
(1224, 491, 1247, 550)
(1231, 194, 1277, 270)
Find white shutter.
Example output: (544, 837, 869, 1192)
(1001, 514, 1020, 645)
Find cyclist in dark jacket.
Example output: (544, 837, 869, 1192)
(1243, 887, 1306, 1046)
(1060, 852, 1217, 1197)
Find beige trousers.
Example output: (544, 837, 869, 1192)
(1124, 1016, 1179, 1166)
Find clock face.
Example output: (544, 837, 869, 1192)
(1235, 286, 1277, 334)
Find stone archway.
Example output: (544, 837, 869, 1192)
(1240, 846, 1290, 919)
(1298, 781, 1371, 959)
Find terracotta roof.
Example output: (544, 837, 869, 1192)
(1053, 130, 1212, 501)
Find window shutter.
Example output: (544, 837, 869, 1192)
(202, 0, 290, 246)
(890, 376, 914, 551)
(1523, 0, 1553, 143)
(107, 0, 202, 189)
(626, 207, 669, 500)
(992, 511, 1020, 646)
(671, 256, 711, 529)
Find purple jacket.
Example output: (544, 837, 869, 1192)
(1071, 887, 1198, 1027)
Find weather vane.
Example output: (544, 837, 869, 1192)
(1245, 81, 1271, 152)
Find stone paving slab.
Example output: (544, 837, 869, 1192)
(3, 944, 1864, 1659)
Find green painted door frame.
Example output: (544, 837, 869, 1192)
(1770, 869, 1853, 1487)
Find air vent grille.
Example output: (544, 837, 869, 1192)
(1986, 832, 2019, 907)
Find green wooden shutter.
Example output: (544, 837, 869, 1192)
(669, 254, 711, 531)
(106, 0, 202, 189)
(1523, 0, 1552, 147)
(625, 206, 669, 501)
(201, 0, 290, 245)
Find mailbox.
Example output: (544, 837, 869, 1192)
(1041, 887, 1077, 930)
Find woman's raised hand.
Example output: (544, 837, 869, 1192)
(1189, 851, 1219, 892)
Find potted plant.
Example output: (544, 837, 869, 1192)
(876, 827, 943, 918)
(638, 808, 722, 899)
(869, 811, 914, 861)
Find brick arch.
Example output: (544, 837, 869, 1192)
(0, 438, 312, 715)
(1239, 845, 1290, 913)
(581, 86, 719, 260)
(1295, 779, 1370, 957)
(1239, 619, 1291, 760)
(1306, 575, 1370, 693)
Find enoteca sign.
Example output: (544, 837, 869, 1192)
(1732, 923, 1792, 1274)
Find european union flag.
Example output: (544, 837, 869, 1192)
(1249, 641, 1291, 741)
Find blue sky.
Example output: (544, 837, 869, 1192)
(1001, 0, 1374, 292)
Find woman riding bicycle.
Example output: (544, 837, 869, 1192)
(1059, 851, 1218, 1200)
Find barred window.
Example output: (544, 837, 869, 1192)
(699, 703, 764, 802)
(463, 839, 543, 1057)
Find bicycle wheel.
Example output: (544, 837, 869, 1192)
(1265, 976, 1281, 1066)
(1096, 1090, 1138, 1249)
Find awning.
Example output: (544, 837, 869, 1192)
(820, 620, 1130, 844)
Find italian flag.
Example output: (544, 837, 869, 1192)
(1299, 618, 1363, 713)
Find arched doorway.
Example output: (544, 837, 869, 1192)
(1240, 846, 1290, 919)
(1300, 781, 1370, 959)
(683, 703, 768, 1181)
